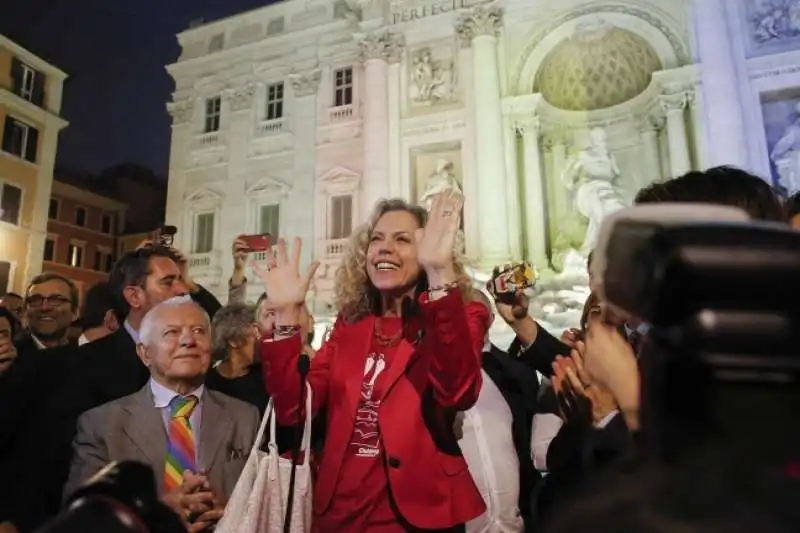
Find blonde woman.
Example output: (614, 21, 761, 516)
(256, 192, 489, 532)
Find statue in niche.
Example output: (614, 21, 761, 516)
(561, 128, 627, 253)
(409, 48, 455, 104)
(769, 101, 800, 193)
(419, 158, 461, 210)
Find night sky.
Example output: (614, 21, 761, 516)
(1, 0, 275, 178)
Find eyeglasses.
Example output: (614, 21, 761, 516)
(26, 295, 72, 308)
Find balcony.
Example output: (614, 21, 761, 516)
(325, 238, 349, 257)
(328, 105, 353, 122)
(257, 118, 284, 136)
(194, 131, 226, 150)
(188, 250, 223, 286)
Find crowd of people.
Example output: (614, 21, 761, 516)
(0, 167, 799, 533)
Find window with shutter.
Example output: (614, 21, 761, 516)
(75, 207, 87, 227)
(259, 204, 280, 237)
(330, 195, 353, 239)
(194, 212, 215, 253)
(0, 262, 10, 295)
(32, 70, 46, 107)
(1, 117, 38, 162)
(48, 198, 59, 220)
(68, 243, 84, 268)
(44, 239, 55, 262)
(93, 251, 102, 271)
(0, 184, 23, 225)
(10, 57, 22, 95)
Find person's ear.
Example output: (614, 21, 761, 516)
(103, 309, 119, 332)
(123, 285, 144, 311)
(136, 343, 150, 367)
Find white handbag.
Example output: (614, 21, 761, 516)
(216, 384, 314, 533)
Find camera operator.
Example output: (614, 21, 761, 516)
(538, 166, 795, 532)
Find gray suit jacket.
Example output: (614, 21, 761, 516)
(64, 384, 260, 503)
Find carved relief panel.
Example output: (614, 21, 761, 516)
(406, 41, 459, 113)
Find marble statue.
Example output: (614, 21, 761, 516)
(561, 128, 627, 253)
(770, 101, 800, 193)
(409, 48, 455, 104)
(419, 159, 461, 210)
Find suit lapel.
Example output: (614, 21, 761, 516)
(199, 391, 233, 472)
(122, 386, 168, 469)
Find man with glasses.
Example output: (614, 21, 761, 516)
(21, 273, 79, 351)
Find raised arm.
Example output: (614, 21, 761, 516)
(419, 291, 488, 410)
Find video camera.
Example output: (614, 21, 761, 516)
(38, 461, 185, 533)
(590, 204, 800, 460)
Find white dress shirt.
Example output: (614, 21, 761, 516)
(459, 364, 524, 533)
(149, 378, 205, 465)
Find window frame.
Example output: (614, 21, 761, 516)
(265, 82, 284, 121)
(101, 213, 113, 234)
(43, 237, 56, 262)
(204, 96, 222, 133)
(48, 198, 60, 220)
(2, 116, 38, 163)
(20, 63, 36, 101)
(0, 181, 24, 226)
(68, 241, 85, 269)
(258, 202, 281, 238)
(193, 211, 216, 254)
(74, 205, 87, 227)
(333, 66, 354, 107)
(329, 194, 353, 239)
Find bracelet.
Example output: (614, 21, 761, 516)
(273, 325, 301, 338)
(427, 281, 458, 294)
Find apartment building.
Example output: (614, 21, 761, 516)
(44, 179, 127, 303)
(0, 34, 68, 296)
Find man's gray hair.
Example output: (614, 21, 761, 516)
(139, 295, 210, 346)
(211, 303, 257, 361)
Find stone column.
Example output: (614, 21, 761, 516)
(357, 31, 395, 217)
(503, 119, 522, 260)
(517, 117, 548, 267)
(289, 70, 321, 267)
(546, 131, 570, 217)
(456, 5, 511, 266)
(688, 86, 707, 169)
(639, 115, 662, 186)
(164, 99, 195, 233)
(661, 93, 692, 178)
(387, 39, 404, 198)
(691, 0, 748, 170)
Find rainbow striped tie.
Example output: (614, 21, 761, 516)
(164, 395, 198, 492)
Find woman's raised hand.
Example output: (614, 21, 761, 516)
(252, 237, 319, 311)
(416, 190, 463, 277)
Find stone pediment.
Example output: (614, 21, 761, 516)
(246, 176, 291, 197)
(185, 187, 223, 203)
(318, 166, 360, 186)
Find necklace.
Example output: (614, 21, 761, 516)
(373, 318, 403, 347)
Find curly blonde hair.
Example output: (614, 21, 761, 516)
(333, 198, 473, 322)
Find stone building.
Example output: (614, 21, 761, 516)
(163, 0, 787, 321)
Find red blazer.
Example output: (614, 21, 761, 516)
(260, 289, 489, 529)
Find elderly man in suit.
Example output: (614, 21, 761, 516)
(64, 295, 259, 531)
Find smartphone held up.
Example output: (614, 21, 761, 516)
(240, 233, 272, 253)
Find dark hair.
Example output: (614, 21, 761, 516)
(80, 282, 117, 330)
(109, 246, 180, 319)
(635, 166, 786, 222)
(26, 272, 80, 312)
(4, 292, 22, 300)
(786, 191, 800, 218)
(0, 307, 20, 338)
